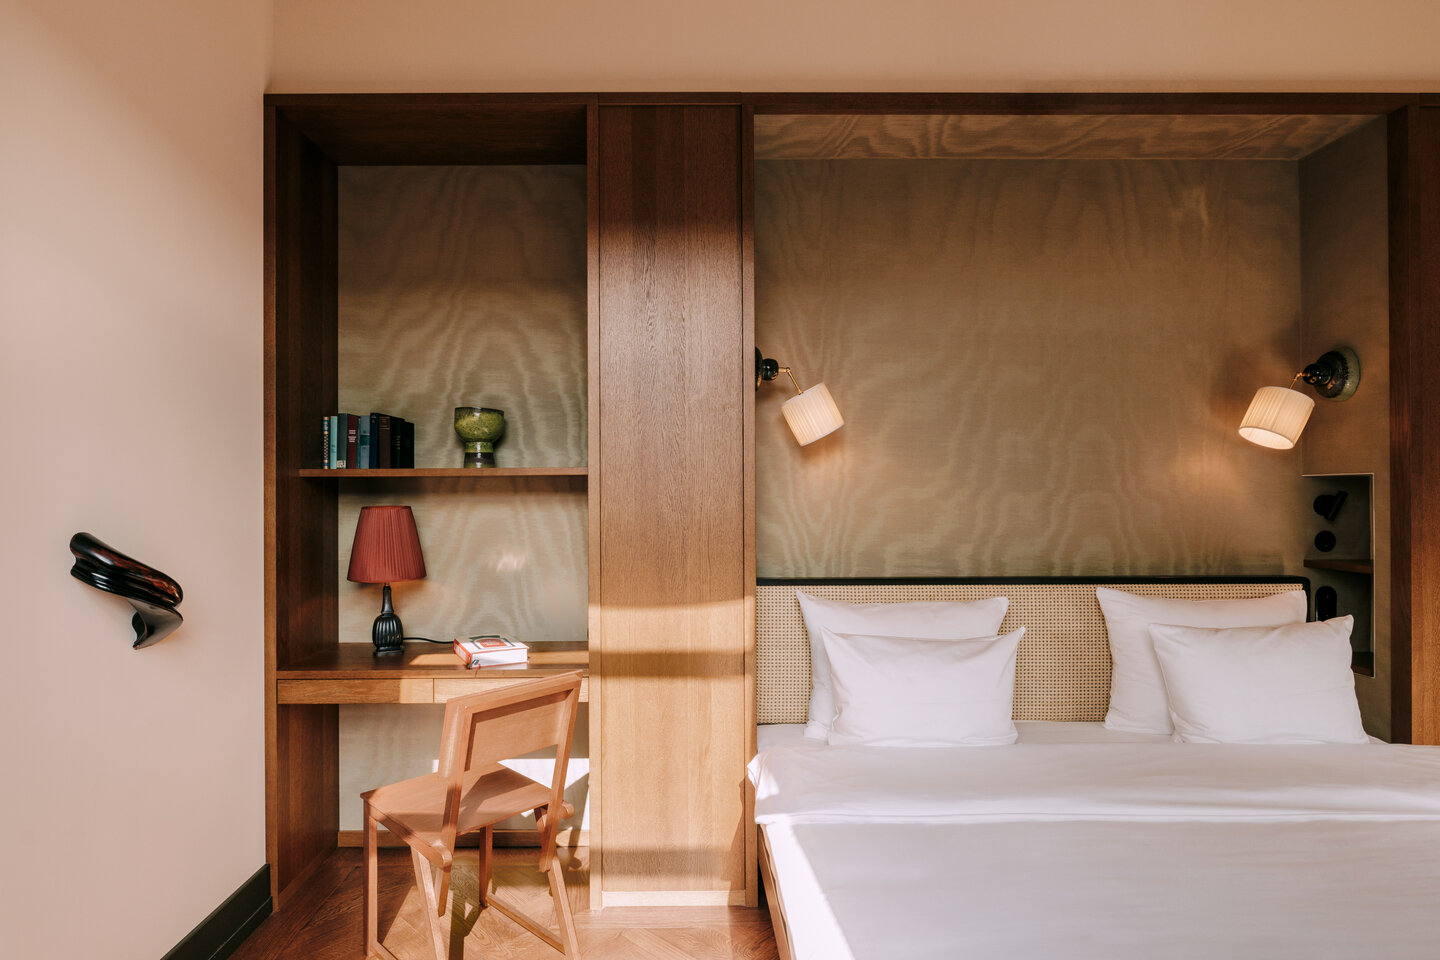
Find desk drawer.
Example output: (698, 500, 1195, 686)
(434, 676, 589, 702)
(277, 679, 435, 704)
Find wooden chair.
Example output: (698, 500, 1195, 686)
(363, 672, 584, 960)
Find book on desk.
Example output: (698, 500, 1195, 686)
(454, 635, 528, 668)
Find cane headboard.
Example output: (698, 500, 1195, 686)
(756, 576, 1311, 723)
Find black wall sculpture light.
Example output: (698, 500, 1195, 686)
(69, 532, 184, 648)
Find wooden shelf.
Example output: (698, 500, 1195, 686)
(1303, 558, 1374, 574)
(298, 467, 587, 479)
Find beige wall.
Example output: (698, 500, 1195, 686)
(0, 2, 269, 957)
(270, 0, 1440, 93)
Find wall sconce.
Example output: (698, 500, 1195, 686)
(1238, 347, 1360, 450)
(347, 505, 427, 656)
(756, 348, 844, 445)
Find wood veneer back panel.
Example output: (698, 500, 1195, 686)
(335, 479, 587, 646)
(1299, 119, 1391, 737)
(755, 158, 1309, 581)
(755, 113, 1373, 160)
(337, 165, 587, 470)
(596, 105, 748, 896)
(332, 165, 590, 825)
(334, 163, 588, 640)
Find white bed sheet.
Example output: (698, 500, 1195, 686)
(751, 733, 1440, 959)
(757, 720, 1174, 753)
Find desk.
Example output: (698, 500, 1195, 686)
(276, 641, 589, 704)
(276, 641, 592, 857)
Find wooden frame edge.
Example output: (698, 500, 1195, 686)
(757, 826, 795, 960)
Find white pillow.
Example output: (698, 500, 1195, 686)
(796, 592, 1010, 739)
(1149, 617, 1366, 744)
(1097, 587, 1307, 735)
(822, 627, 1024, 747)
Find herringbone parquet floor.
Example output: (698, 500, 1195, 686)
(231, 847, 779, 960)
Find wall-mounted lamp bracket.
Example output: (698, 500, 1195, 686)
(756, 348, 779, 389)
(755, 348, 802, 394)
(1299, 347, 1360, 401)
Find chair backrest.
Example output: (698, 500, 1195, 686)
(435, 672, 583, 854)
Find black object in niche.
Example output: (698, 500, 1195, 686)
(1316, 585, 1339, 621)
(69, 532, 183, 648)
(1313, 491, 1348, 522)
(1314, 530, 1337, 553)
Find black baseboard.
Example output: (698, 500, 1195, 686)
(160, 865, 271, 960)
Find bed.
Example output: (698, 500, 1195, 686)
(749, 578, 1440, 960)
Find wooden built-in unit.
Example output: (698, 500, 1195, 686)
(594, 105, 751, 907)
(265, 96, 598, 906)
(265, 92, 1440, 917)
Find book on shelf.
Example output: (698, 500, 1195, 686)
(319, 411, 411, 469)
(453, 635, 528, 668)
(374, 413, 393, 468)
(398, 417, 415, 468)
(344, 414, 359, 469)
(386, 413, 411, 466)
(357, 416, 371, 469)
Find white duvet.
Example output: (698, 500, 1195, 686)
(751, 739, 1440, 825)
(750, 729, 1440, 960)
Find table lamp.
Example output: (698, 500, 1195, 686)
(347, 505, 427, 656)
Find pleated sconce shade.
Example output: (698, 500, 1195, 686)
(347, 505, 427, 583)
(1238, 386, 1315, 450)
(781, 383, 845, 446)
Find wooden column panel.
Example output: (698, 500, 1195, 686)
(265, 107, 340, 901)
(1390, 105, 1440, 744)
(595, 105, 750, 903)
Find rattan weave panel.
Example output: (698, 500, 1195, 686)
(756, 580, 1307, 724)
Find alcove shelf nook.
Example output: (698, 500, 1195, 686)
(265, 95, 595, 908)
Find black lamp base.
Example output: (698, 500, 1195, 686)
(372, 583, 404, 656)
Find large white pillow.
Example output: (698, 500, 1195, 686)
(1097, 587, 1307, 735)
(822, 627, 1024, 747)
(1149, 617, 1366, 744)
(796, 592, 1010, 739)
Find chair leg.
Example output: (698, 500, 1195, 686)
(546, 854, 581, 957)
(478, 825, 492, 906)
(364, 803, 380, 958)
(410, 848, 449, 960)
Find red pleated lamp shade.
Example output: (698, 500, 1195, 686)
(347, 505, 427, 583)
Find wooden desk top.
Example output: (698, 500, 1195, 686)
(277, 641, 588, 679)
(275, 642, 589, 704)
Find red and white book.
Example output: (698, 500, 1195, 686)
(454, 635, 528, 668)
